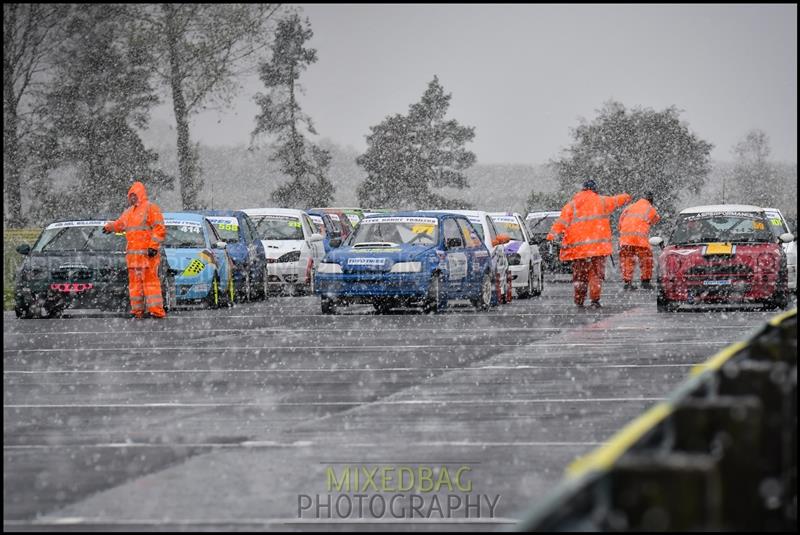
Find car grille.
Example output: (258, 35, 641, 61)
(51, 269, 94, 282)
(684, 264, 752, 280)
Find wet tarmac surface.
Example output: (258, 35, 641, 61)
(4, 275, 794, 531)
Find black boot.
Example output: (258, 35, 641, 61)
(589, 300, 602, 309)
(623, 282, 636, 291)
(640, 280, 653, 290)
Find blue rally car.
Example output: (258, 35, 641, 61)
(314, 212, 495, 314)
(163, 213, 234, 308)
(199, 210, 268, 302)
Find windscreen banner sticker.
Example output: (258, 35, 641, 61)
(46, 220, 109, 229)
(361, 216, 439, 226)
(448, 253, 468, 280)
(492, 216, 517, 224)
(411, 223, 436, 235)
(347, 257, 387, 266)
(703, 242, 735, 255)
(685, 212, 759, 220)
(166, 219, 203, 228)
(309, 215, 323, 225)
(207, 217, 239, 232)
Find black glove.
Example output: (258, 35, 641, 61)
(102, 227, 112, 234)
(147, 248, 158, 258)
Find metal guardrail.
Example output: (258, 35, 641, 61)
(518, 308, 797, 531)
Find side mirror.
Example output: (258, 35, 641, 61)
(649, 236, 664, 248)
(779, 232, 794, 244)
(329, 237, 342, 249)
(16, 244, 31, 255)
(310, 233, 324, 243)
(446, 237, 463, 249)
(214, 241, 227, 249)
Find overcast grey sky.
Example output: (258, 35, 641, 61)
(152, 3, 797, 164)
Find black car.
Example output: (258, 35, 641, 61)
(14, 219, 175, 318)
(525, 211, 572, 274)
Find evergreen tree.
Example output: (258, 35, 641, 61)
(33, 5, 171, 221)
(730, 129, 779, 207)
(549, 100, 713, 218)
(252, 14, 334, 208)
(357, 76, 476, 209)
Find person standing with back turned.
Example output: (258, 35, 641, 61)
(546, 179, 631, 308)
(619, 192, 660, 290)
(103, 181, 167, 318)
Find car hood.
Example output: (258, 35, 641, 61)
(260, 240, 303, 259)
(324, 244, 436, 272)
(23, 251, 126, 276)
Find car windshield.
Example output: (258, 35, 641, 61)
(33, 223, 125, 252)
(350, 217, 438, 246)
(252, 215, 305, 240)
(527, 215, 558, 235)
(206, 216, 240, 243)
(670, 213, 775, 245)
(309, 215, 327, 236)
(491, 217, 525, 241)
(164, 222, 206, 248)
(764, 212, 789, 238)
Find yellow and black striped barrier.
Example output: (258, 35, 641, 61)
(518, 308, 797, 531)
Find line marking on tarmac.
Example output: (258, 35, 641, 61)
(3, 341, 730, 353)
(4, 440, 603, 450)
(3, 363, 700, 374)
(4, 398, 662, 408)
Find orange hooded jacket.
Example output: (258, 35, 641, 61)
(547, 189, 631, 261)
(104, 182, 166, 268)
(619, 198, 660, 248)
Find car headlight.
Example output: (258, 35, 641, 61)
(192, 283, 210, 292)
(506, 253, 521, 266)
(277, 251, 301, 263)
(318, 262, 343, 274)
(390, 262, 422, 273)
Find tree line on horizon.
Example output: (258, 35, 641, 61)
(4, 4, 795, 228)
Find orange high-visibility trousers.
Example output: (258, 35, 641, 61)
(620, 245, 653, 283)
(571, 256, 606, 305)
(128, 256, 165, 318)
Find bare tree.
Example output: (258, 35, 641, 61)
(3, 4, 70, 227)
(136, 4, 284, 209)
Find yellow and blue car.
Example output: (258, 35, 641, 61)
(163, 213, 234, 308)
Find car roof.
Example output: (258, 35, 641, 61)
(241, 207, 306, 217)
(199, 209, 248, 218)
(488, 211, 522, 218)
(526, 211, 561, 218)
(679, 204, 764, 214)
(163, 212, 206, 222)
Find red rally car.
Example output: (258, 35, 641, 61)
(650, 204, 793, 312)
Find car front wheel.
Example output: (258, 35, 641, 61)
(472, 273, 493, 311)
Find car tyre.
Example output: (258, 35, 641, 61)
(321, 296, 337, 315)
(656, 285, 675, 313)
(423, 273, 447, 314)
(532, 265, 544, 297)
(163, 272, 177, 312)
(471, 272, 493, 311)
(207, 274, 221, 309)
(517, 265, 534, 299)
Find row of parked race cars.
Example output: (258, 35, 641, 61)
(13, 204, 797, 317)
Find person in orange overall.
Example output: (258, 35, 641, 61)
(103, 181, 167, 318)
(546, 179, 631, 308)
(619, 192, 660, 290)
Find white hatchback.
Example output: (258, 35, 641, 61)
(242, 208, 325, 295)
(764, 208, 797, 291)
(489, 212, 544, 298)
